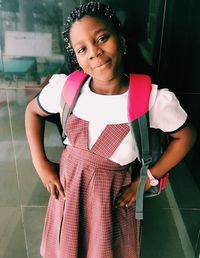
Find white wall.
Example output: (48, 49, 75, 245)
(5, 31, 52, 57)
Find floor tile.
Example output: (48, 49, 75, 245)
(179, 210, 200, 253)
(144, 189, 170, 211)
(0, 90, 20, 206)
(0, 207, 27, 258)
(0, 162, 20, 206)
(140, 209, 190, 258)
(169, 161, 200, 209)
(23, 207, 47, 258)
(141, 200, 200, 258)
(17, 160, 49, 206)
(195, 232, 200, 258)
(0, 90, 12, 142)
(6, 89, 64, 205)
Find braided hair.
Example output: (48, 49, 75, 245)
(62, 1, 122, 71)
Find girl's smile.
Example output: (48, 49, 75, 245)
(93, 59, 111, 70)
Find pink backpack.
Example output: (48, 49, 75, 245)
(61, 70, 169, 219)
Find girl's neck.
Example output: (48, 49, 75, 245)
(90, 74, 129, 95)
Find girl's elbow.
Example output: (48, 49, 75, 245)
(182, 123, 197, 150)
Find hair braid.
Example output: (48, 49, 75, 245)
(62, 1, 121, 71)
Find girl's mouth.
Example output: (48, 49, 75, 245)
(94, 60, 111, 70)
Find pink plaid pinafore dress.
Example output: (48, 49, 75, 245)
(40, 114, 140, 258)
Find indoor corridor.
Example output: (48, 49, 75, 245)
(0, 0, 200, 257)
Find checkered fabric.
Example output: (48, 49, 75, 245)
(40, 114, 140, 258)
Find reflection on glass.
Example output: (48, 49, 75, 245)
(137, 0, 161, 67)
(113, 0, 164, 76)
(0, 0, 65, 84)
(0, 0, 164, 84)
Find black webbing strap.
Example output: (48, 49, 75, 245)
(135, 113, 152, 220)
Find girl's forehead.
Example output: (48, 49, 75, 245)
(69, 16, 114, 47)
(70, 16, 113, 35)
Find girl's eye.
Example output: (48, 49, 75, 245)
(97, 34, 109, 43)
(77, 47, 86, 54)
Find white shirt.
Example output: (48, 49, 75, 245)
(38, 74, 187, 165)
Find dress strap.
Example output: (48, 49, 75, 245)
(66, 114, 89, 149)
(91, 123, 130, 159)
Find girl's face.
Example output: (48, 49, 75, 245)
(69, 16, 125, 81)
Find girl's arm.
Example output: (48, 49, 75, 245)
(25, 97, 65, 200)
(149, 123, 197, 178)
(115, 123, 197, 208)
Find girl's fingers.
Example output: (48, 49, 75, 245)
(47, 180, 65, 200)
(117, 198, 127, 208)
(116, 196, 135, 208)
(115, 190, 136, 208)
(55, 182, 66, 200)
(115, 194, 128, 207)
(46, 185, 51, 193)
(125, 196, 136, 207)
(50, 185, 59, 199)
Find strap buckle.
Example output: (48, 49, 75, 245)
(141, 155, 152, 166)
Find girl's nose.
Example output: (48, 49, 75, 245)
(88, 45, 103, 60)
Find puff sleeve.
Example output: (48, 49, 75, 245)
(149, 86, 188, 133)
(37, 74, 68, 114)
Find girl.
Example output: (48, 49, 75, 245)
(25, 2, 196, 258)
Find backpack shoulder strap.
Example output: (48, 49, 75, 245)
(61, 70, 89, 137)
(128, 74, 152, 220)
(128, 74, 152, 122)
(62, 70, 89, 108)
(128, 73, 152, 158)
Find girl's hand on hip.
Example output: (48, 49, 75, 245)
(38, 161, 66, 200)
(114, 176, 151, 208)
(114, 180, 139, 208)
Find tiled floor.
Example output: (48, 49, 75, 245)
(0, 78, 199, 258)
